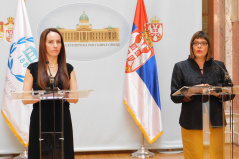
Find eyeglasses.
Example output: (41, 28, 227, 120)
(192, 42, 208, 46)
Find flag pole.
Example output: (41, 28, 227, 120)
(14, 2, 28, 157)
(13, 2, 28, 158)
(131, 134, 155, 158)
(13, 0, 30, 158)
(14, 146, 28, 159)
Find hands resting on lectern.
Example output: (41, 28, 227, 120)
(21, 88, 79, 105)
(183, 84, 221, 102)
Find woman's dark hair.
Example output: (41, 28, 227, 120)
(37, 28, 70, 89)
(189, 31, 212, 61)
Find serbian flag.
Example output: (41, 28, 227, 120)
(123, 0, 163, 144)
(1, 0, 38, 147)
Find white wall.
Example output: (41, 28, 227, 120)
(0, 0, 202, 154)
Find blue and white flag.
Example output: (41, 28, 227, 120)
(123, 0, 163, 144)
(1, 0, 38, 147)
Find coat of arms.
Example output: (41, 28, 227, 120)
(0, 17, 14, 43)
(146, 16, 163, 42)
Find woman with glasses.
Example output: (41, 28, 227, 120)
(170, 31, 232, 159)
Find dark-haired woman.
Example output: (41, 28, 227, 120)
(23, 28, 78, 159)
(170, 31, 232, 159)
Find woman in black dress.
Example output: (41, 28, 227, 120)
(23, 28, 78, 159)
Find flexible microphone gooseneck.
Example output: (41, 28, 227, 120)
(46, 61, 55, 87)
(212, 59, 233, 87)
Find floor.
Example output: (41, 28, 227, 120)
(74, 150, 184, 159)
(2, 144, 239, 159)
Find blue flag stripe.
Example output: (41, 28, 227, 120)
(132, 23, 137, 32)
(136, 55, 161, 109)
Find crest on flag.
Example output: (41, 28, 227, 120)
(147, 16, 163, 42)
(9, 37, 37, 82)
(0, 17, 15, 43)
(126, 27, 154, 73)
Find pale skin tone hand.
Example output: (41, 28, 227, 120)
(183, 84, 220, 102)
(22, 69, 79, 105)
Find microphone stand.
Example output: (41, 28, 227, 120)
(223, 78, 234, 159)
(212, 59, 234, 158)
(45, 61, 58, 93)
(51, 76, 57, 159)
(13, 146, 28, 159)
(231, 88, 234, 159)
(221, 73, 234, 159)
(45, 76, 58, 92)
(45, 61, 58, 158)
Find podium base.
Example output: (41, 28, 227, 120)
(131, 145, 155, 158)
(14, 149, 28, 159)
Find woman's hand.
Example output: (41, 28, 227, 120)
(187, 83, 210, 95)
(195, 84, 210, 87)
(183, 95, 192, 102)
(184, 84, 210, 102)
(209, 91, 221, 98)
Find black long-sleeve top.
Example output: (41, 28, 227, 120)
(170, 57, 233, 130)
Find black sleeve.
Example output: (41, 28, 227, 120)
(170, 63, 185, 103)
(66, 63, 74, 79)
(220, 62, 235, 101)
(27, 62, 36, 76)
(221, 62, 233, 85)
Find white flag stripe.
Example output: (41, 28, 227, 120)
(124, 72, 163, 141)
(1, 0, 37, 147)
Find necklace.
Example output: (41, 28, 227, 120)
(49, 64, 58, 68)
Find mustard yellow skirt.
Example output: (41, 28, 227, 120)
(181, 127, 224, 159)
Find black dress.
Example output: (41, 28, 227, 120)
(28, 62, 74, 159)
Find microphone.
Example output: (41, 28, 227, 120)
(46, 61, 54, 86)
(212, 59, 233, 87)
